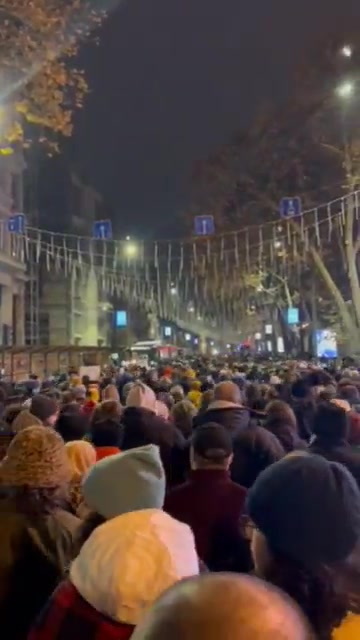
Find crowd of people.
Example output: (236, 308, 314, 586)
(0, 359, 359, 639)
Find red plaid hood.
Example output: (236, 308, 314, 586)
(28, 581, 134, 640)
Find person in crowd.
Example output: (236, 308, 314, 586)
(131, 574, 314, 640)
(76, 444, 166, 547)
(165, 423, 248, 571)
(171, 399, 197, 438)
(247, 454, 360, 640)
(65, 441, 97, 513)
(2, 403, 23, 428)
(170, 385, 185, 404)
(91, 399, 123, 425)
(121, 382, 185, 486)
(102, 383, 121, 403)
(12, 394, 59, 433)
(0, 426, 80, 638)
(28, 509, 199, 640)
(309, 403, 360, 485)
(55, 411, 89, 443)
(335, 388, 360, 446)
(290, 379, 316, 441)
(231, 426, 285, 489)
(155, 399, 170, 420)
(187, 380, 203, 409)
(264, 399, 306, 453)
(199, 388, 215, 414)
(88, 418, 123, 461)
(193, 381, 250, 435)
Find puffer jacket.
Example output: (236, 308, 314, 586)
(0, 496, 80, 639)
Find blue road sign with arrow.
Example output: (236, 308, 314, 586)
(8, 213, 26, 234)
(194, 215, 215, 236)
(280, 197, 302, 219)
(93, 219, 112, 240)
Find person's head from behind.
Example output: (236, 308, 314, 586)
(126, 382, 157, 413)
(56, 411, 89, 443)
(91, 400, 123, 425)
(77, 444, 166, 550)
(90, 419, 122, 448)
(247, 454, 360, 639)
(0, 426, 71, 511)
(171, 400, 197, 438)
(131, 573, 314, 640)
(70, 509, 199, 630)
(170, 385, 185, 403)
(65, 440, 96, 482)
(191, 423, 233, 471)
(30, 394, 59, 427)
(339, 384, 360, 405)
(102, 383, 120, 403)
(313, 402, 349, 442)
(265, 400, 298, 431)
(214, 381, 241, 405)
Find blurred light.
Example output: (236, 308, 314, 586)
(126, 235, 131, 241)
(226, 343, 231, 349)
(194, 338, 199, 345)
(170, 285, 177, 295)
(210, 340, 214, 346)
(337, 81, 354, 98)
(185, 333, 191, 341)
(124, 242, 138, 258)
(255, 332, 262, 340)
(188, 304, 195, 313)
(212, 348, 219, 356)
(341, 45, 352, 58)
(274, 240, 282, 249)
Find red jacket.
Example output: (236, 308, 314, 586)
(165, 469, 247, 566)
(28, 580, 134, 640)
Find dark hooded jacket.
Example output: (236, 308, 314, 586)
(121, 407, 186, 486)
(193, 401, 250, 437)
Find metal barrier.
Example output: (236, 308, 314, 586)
(0, 346, 112, 381)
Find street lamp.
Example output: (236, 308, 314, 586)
(124, 241, 138, 258)
(337, 81, 354, 99)
(341, 45, 353, 58)
(170, 284, 177, 295)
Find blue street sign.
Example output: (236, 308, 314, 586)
(280, 197, 302, 219)
(7, 213, 26, 234)
(194, 215, 215, 236)
(286, 307, 299, 325)
(93, 219, 112, 240)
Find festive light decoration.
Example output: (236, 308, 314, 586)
(6, 190, 358, 331)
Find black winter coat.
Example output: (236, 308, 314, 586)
(121, 407, 186, 486)
(309, 438, 360, 486)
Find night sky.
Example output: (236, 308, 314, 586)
(73, 0, 360, 237)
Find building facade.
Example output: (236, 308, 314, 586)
(25, 158, 112, 346)
(0, 153, 27, 346)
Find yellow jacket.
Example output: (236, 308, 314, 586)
(333, 614, 360, 640)
(187, 390, 203, 409)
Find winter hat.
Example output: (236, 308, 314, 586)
(30, 394, 59, 423)
(82, 444, 166, 519)
(0, 426, 71, 488)
(65, 440, 96, 481)
(247, 454, 360, 566)
(70, 509, 199, 625)
(126, 383, 157, 413)
(12, 409, 42, 434)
